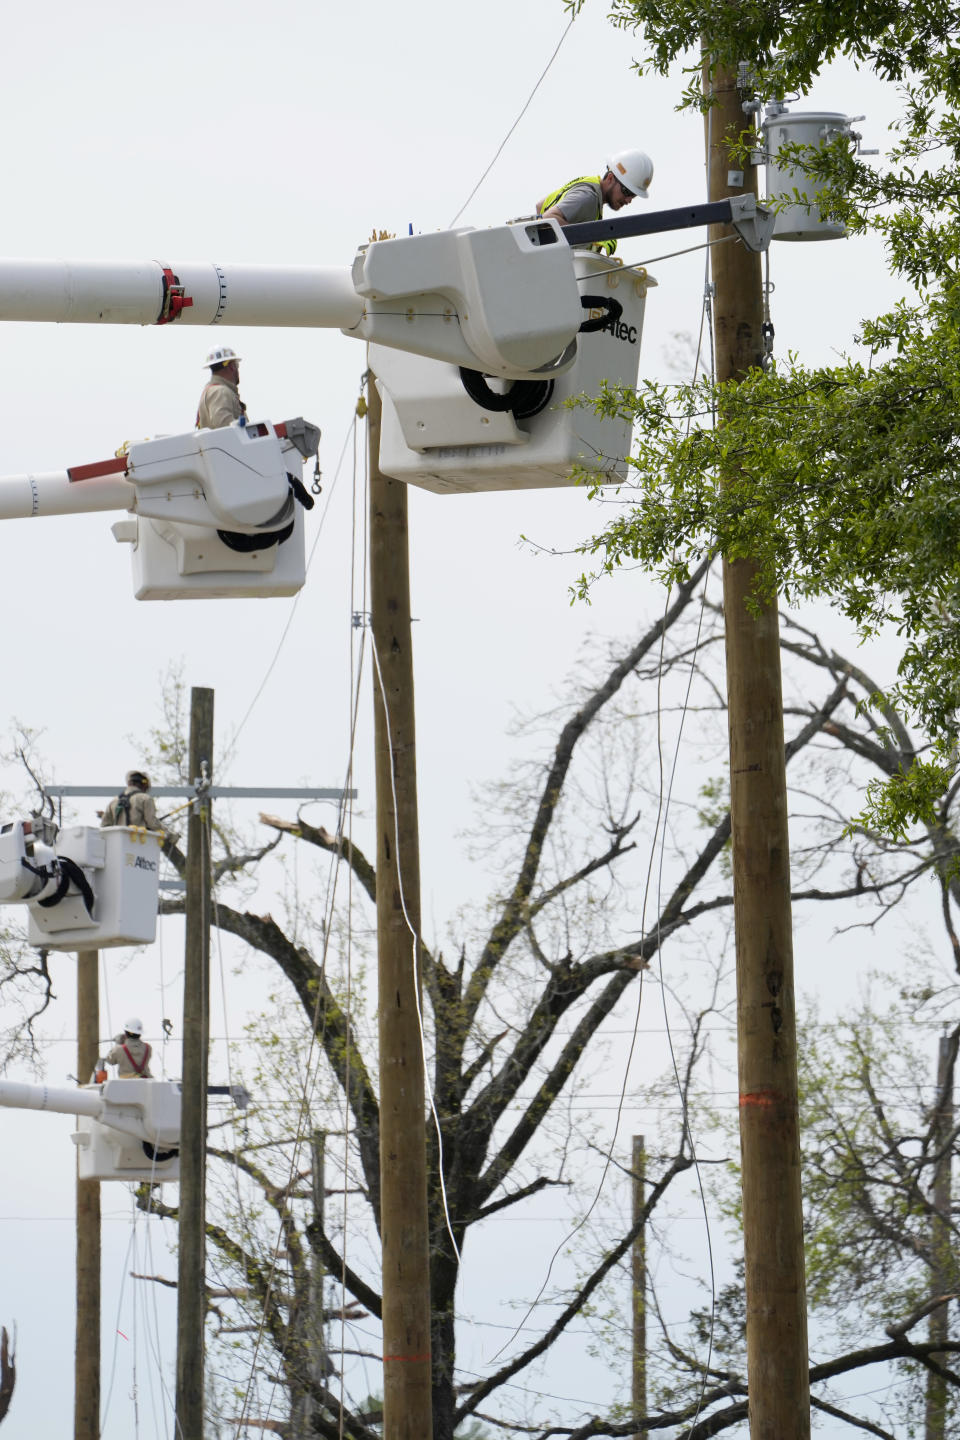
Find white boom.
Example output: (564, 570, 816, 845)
(0, 221, 673, 502)
(0, 1079, 106, 1120)
(0, 224, 587, 381)
(0, 1077, 178, 1146)
(0, 469, 133, 521)
(0, 1076, 182, 1181)
(0, 259, 362, 328)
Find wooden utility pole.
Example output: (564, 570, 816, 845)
(704, 57, 810, 1438)
(925, 1032, 955, 1440)
(175, 686, 214, 1439)
(75, 949, 100, 1440)
(631, 1136, 647, 1440)
(368, 372, 433, 1440)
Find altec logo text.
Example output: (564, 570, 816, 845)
(601, 316, 638, 345)
(125, 854, 158, 872)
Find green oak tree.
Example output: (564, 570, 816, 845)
(574, 0, 960, 836)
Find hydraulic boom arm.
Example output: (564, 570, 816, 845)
(0, 199, 775, 382)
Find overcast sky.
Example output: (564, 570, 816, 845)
(0, 2, 926, 1436)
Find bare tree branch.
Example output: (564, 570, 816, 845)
(259, 814, 377, 904)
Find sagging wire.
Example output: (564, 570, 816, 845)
(122, 1096, 179, 1439)
(130, 1178, 171, 1440)
(100, 1212, 140, 1432)
(138, 1182, 179, 1438)
(233, 385, 371, 1436)
(447, 7, 579, 229)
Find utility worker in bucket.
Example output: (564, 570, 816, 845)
(99, 1018, 154, 1079)
(197, 345, 247, 430)
(536, 149, 654, 256)
(100, 770, 161, 832)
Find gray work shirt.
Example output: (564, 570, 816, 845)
(541, 180, 603, 224)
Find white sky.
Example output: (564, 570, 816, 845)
(0, 1, 932, 1436)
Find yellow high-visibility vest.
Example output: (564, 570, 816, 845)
(536, 175, 616, 255)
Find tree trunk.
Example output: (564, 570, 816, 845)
(429, 1278, 458, 1440)
(925, 1033, 955, 1439)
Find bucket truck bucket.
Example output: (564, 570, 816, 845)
(111, 419, 316, 599)
(71, 1079, 181, 1182)
(59, 417, 319, 600)
(349, 221, 583, 379)
(118, 506, 307, 600)
(373, 254, 655, 493)
(0, 1076, 181, 1183)
(26, 825, 160, 951)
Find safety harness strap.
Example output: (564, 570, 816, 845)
(121, 1042, 151, 1076)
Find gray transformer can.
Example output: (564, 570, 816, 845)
(763, 108, 860, 242)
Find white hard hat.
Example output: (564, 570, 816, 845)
(203, 346, 242, 369)
(124, 1017, 144, 1035)
(606, 149, 654, 200)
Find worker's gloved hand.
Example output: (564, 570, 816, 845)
(114, 1033, 125, 1044)
(95, 1069, 108, 1083)
(593, 239, 618, 257)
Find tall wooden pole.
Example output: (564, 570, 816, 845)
(75, 949, 100, 1440)
(925, 1032, 954, 1440)
(175, 686, 214, 1439)
(704, 56, 810, 1438)
(368, 371, 433, 1440)
(631, 1136, 647, 1440)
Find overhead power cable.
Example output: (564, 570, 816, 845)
(447, 8, 579, 228)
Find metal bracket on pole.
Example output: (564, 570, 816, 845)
(726, 194, 777, 253)
(561, 194, 776, 254)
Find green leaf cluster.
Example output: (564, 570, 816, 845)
(579, 301, 960, 732)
